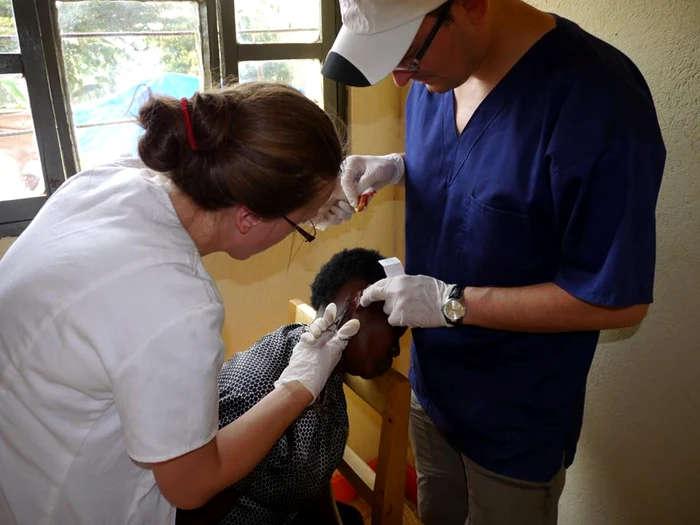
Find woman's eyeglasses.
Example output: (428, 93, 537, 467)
(283, 216, 316, 243)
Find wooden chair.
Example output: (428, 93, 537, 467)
(289, 299, 413, 525)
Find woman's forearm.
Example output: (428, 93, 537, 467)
(214, 381, 312, 486)
(153, 381, 312, 509)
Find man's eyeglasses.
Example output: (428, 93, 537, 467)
(393, 0, 454, 74)
(283, 216, 316, 243)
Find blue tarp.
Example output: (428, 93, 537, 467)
(72, 73, 201, 162)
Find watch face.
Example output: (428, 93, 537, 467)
(444, 298, 465, 322)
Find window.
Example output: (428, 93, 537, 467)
(220, 0, 341, 110)
(0, 0, 69, 236)
(54, 1, 206, 170)
(0, 0, 344, 236)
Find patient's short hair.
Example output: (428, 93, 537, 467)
(310, 248, 386, 310)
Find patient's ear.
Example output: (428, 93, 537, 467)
(235, 206, 262, 234)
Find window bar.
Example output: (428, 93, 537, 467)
(218, 0, 239, 82)
(60, 31, 196, 38)
(0, 54, 23, 74)
(0, 197, 47, 236)
(236, 43, 323, 62)
(321, 0, 344, 119)
(200, 0, 220, 88)
(37, 0, 79, 176)
(12, 0, 65, 195)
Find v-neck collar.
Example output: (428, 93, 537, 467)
(441, 17, 563, 186)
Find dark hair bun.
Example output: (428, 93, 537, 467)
(187, 91, 236, 152)
(137, 96, 185, 173)
(137, 82, 344, 217)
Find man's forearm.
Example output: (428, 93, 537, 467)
(462, 282, 649, 332)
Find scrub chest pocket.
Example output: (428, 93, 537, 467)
(451, 193, 544, 288)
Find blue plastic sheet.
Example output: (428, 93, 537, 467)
(72, 73, 201, 164)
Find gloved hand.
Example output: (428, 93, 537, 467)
(360, 275, 452, 329)
(341, 153, 405, 210)
(274, 303, 361, 400)
(311, 178, 355, 231)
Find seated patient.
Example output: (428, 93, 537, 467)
(176, 248, 405, 525)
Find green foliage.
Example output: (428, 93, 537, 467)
(0, 0, 22, 108)
(56, 1, 200, 103)
(0, 0, 12, 18)
(0, 77, 27, 109)
(1, 0, 301, 105)
(235, 2, 295, 86)
(239, 61, 294, 85)
(0, 0, 17, 53)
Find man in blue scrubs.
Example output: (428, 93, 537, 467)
(321, 1, 666, 524)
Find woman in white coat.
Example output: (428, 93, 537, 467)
(0, 82, 358, 525)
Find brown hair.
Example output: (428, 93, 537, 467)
(137, 82, 344, 218)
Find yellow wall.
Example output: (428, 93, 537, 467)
(0, 237, 13, 256)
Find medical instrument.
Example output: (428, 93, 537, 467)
(379, 257, 405, 278)
(331, 297, 352, 331)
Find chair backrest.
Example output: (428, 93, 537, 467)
(289, 299, 412, 525)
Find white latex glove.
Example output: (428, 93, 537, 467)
(311, 177, 355, 231)
(274, 303, 361, 400)
(360, 275, 453, 329)
(341, 153, 405, 210)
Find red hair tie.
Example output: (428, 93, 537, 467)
(180, 97, 197, 151)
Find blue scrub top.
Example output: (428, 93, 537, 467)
(405, 15, 665, 482)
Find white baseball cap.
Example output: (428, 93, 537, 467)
(322, 0, 446, 87)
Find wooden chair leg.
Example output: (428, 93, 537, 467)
(373, 373, 411, 525)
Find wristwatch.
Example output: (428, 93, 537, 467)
(442, 285, 466, 326)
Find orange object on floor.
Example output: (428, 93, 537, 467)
(404, 464, 418, 505)
(332, 470, 358, 503)
(364, 458, 418, 505)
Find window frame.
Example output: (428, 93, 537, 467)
(0, 0, 73, 237)
(0, 0, 345, 238)
(212, 0, 346, 120)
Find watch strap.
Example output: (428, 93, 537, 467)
(449, 284, 465, 301)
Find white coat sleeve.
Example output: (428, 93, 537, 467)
(110, 304, 225, 463)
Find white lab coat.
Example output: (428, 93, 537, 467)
(0, 160, 225, 524)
